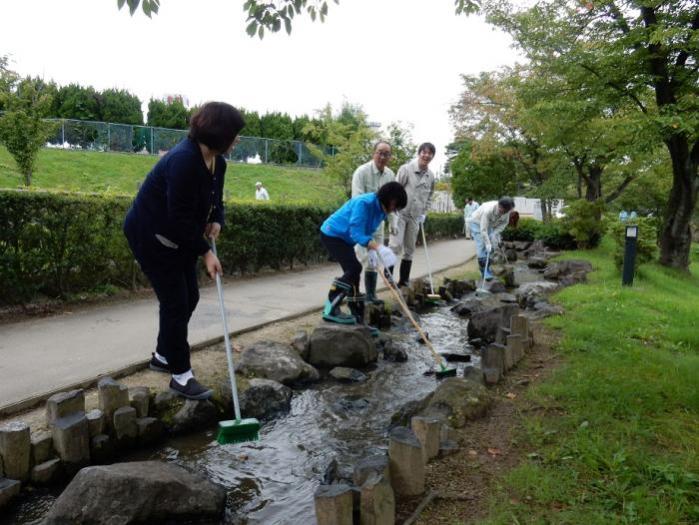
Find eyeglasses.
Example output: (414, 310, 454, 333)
(376, 151, 392, 158)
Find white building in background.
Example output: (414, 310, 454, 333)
(429, 190, 457, 213)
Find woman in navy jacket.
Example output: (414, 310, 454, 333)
(124, 102, 244, 400)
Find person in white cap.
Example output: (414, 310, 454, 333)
(255, 181, 270, 201)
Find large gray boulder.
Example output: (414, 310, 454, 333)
(544, 260, 593, 286)
(421, 377, 492, 428)
(308, 323, 378, 369)
(238, 341, 320, 386)
(516, 281, 560, 308)
(467, 303, 520, 344)
(44, 461, 225, 524)
(239, 378, 292, 420)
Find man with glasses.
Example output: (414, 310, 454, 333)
(389, 142, 436, 287)
(351, 141, 395, 304)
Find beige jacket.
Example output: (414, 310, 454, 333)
(396, 160, 435, 219)
(469, 200, 511, 244)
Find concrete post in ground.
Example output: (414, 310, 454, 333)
(507, 334, 525, 364)
(136, 417, 165, 446)
(496, 325, 511, 346)
(360, 472, 395, 525)
(388, 426, 424, 497)
(353, 455, 390, 487)
(0, 478, 21, 510)
(503, 340, 515, 371)
(31, 431, 53, 466)
(510, 315, 531, 349)
(52, 412, 90, 471)
(113, 406, 138, 446)
(0, 422, 31, 482)
(86, 409, 105, 437)
(46, 389, 85, 427)
(129, 387, 150, 418)
(481, 344, 505, 385)
(314, 484, 354, 525)
(411, 416, 441, 463)
(98, 377, 130, 432)
(31, 458, 62, 485)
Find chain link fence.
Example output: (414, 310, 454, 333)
(45, 118, 334, 168)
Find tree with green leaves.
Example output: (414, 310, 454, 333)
(53, 83, 101, 121)
(385, 122, 417, 174)
(99, 88, 144, 125)
(147, 96, 189, 129)
(0, 59, 56, 186)
(477, 0, 699, 269)
(305, 103, 377, 197)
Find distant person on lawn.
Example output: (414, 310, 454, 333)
(123, 102, 244, 401)
(255, 181, 270, 201)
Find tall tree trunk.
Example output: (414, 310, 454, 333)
(659, 136, 699, 270)
(584, 166, 602, 201)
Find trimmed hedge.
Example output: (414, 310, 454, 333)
(0, 190, 464, 305)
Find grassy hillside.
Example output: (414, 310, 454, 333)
(0, 146, 345, 204)
(484, 239, 699, 524)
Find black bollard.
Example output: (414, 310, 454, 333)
(622, 224, 638, 286)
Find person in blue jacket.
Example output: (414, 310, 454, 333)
(320, 181, 407, 326)
(123, 102, 244, 400)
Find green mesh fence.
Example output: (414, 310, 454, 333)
(45, 118, 329, 167)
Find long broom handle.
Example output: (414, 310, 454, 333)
(480, 250, 490, 291)
(420, 224, 436, 295)
(376, 260, 447, 369)
(211, 239, 242, 422)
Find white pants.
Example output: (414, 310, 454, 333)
(354, 223, 384, 271)
(389, 215, 419, 261)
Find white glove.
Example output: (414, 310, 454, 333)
(377, 245, 397, 268)
(417, 214, 426, 225)
(389, 216, 399, 236)
(485, 241, 493, 254)
(491, 233, 501, 248)
(368, 249, 379, 269)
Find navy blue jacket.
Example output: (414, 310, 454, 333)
(123, 138, 225, 265)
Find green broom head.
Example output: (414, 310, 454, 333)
(425, 293, 441, 303)
(435, 362, 457, 379)
(216, 418, 261, 445)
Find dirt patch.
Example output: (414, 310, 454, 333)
(396, 323, 563, 525)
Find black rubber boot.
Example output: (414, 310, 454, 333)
(347, 294, 379, 336)
(323, 279, 356, 324)
(364, 271, 383, 305)
(398, 259, 412, 287)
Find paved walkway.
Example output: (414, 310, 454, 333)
(0, 238, 475, 415)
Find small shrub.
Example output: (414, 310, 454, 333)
(607, 216, 659, 270)
(502, 217, 541, 242)
(538, 220, 577, 250)
(561, 199, 605, 249)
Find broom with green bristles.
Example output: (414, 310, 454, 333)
(211, 238, 260, 445)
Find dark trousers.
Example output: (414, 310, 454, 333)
(320, 232, 362, 293)
(141, 260, 199, 375)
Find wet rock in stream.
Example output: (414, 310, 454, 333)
(308, 323, 378, 369)
(238, 341, 320, 386)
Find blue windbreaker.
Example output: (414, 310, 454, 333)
(320, 192, 386, 247)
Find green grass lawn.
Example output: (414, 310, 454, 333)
(0, 146, 345, 204)
(485, 239, 699, 524)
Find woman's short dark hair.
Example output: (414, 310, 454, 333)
(418, 142, 436, 156)
(377, 181, 407, 210)
(189, 102, 245, 153)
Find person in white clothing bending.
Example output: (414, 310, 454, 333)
(389, 142, 436, 287)
(468, 197, 515, 281)
(351, 141, 395, 304)
(255, 181, 270, 201)
(463, 197, 479, 239)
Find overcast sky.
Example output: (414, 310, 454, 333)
(1, 0, 520, 173)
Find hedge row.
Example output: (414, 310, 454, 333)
(0, 190, 464, 305)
